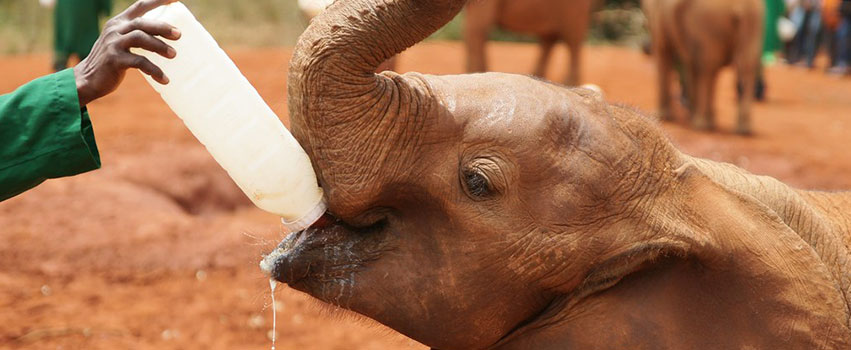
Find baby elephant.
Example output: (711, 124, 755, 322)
(465, 0, 596, 85)
(265, 0, 851, 349)
(643, 0, 764, 134)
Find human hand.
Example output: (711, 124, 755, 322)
(73, 0, 182, 106)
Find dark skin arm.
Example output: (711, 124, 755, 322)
(74, 0, 182, 106)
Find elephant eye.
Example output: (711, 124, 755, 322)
(463, 169, 492, 198)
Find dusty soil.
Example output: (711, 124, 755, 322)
(1, 42, 849, 350)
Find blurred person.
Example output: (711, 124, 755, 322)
(784, 0, 802, 60)
(828, 0, 851, 75)
(823, 0, 842, 67)
(0, 0, 181, 201)
(788, 0, 824, 68)
(747, 0, 787, 101)
(53, 0, 113, 72)
(765, 0, 788, 64)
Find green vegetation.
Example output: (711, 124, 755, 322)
(0, 0, 646, 55)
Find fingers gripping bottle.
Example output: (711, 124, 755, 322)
(132, 2, 326, 232)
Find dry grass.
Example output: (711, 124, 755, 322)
(0, 0, 308, 55)
(0, 0, 53, 54)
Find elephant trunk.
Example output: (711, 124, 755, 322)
(287, 0, 465, 219)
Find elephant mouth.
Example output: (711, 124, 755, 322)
(261, 213, 387, 290)
(261, 213, 343, 285)
(261, 229, 312, 285)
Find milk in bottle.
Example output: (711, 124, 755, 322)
(132, 2, 326, 232)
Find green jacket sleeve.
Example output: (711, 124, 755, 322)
(0, 68, 101, 202)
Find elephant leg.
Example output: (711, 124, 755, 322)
(464, 1, 497, 73)
(706, 69, 719, 128)
(565, 39, 582, 86)
(464, 28, 488, 73)
(655, 47, 675, 122)
(690, 65, 716, 132)
(733, 16, 763, 135)
(735, 61, 759, 136)
(533, 37, 557, 79)
(676, 60, 691, 112)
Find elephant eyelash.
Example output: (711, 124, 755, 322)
(463, 169, 492, 199)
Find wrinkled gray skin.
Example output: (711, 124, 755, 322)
(265, 0, 851, 349)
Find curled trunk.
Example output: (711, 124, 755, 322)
(287, 0, 465, 218)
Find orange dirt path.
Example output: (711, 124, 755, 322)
(1, 42, 849, 350)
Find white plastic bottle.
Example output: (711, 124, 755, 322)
(132, 2, 326, 232)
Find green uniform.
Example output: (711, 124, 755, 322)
(763, 0, 787, 62)
(0, 69, 101, 201)
(54, 0, 112, 69)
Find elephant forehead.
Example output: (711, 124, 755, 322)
(425, 73, 577, 132)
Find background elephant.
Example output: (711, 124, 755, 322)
(642, 0, 764, 134)
(264, 0, 851, 348)
(464, 0, 596, 85)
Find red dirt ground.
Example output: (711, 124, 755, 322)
(1, 42, 849, 350)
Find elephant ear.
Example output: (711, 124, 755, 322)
(662, 164, 849, 340)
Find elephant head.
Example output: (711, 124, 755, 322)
(266, 0, 851, 349)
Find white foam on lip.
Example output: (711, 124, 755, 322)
(260, 247, 285, 275)
(260, 230, 302, 275)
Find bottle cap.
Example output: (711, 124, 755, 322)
(281, 197, 328, 232)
